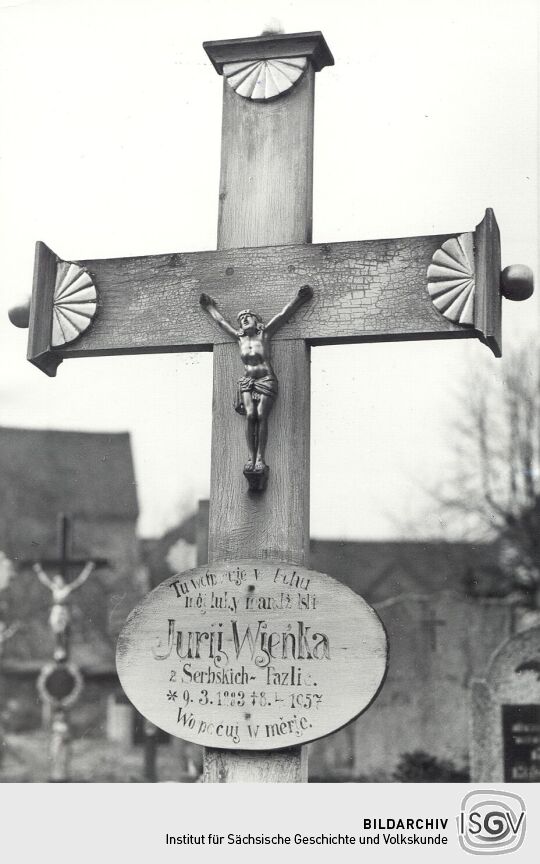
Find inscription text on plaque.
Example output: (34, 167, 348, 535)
(116, 561, 387, 750)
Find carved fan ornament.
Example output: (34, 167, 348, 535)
(427, 233, 475, 326)
(223, 56, 308, 101)
(51, 262, 97, 347)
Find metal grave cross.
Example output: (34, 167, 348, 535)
(20, 31, 533, 782)
(29, 512, 106, 666)
(28, 514, 107, 781)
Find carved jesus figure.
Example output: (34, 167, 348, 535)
(33, 562, 95, 656)
(200, 285, 313, 478)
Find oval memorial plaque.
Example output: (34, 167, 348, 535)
(116, 560, 388, 750)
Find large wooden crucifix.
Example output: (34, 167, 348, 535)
(21, 30, 533, 782)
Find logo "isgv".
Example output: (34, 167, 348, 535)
(458, 791, 526, 855)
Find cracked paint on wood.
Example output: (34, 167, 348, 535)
(53, 233, 470, 359)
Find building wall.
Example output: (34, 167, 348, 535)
(309, 592, 513, 778)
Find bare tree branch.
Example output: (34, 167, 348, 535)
(433, 347, 540, 605)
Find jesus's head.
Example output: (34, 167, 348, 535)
(237, 310, 264, 334)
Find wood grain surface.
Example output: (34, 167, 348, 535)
(208, 340, 310, 564)
(202, 747, 307, 783)
(28, 241, 62, 376)
(474, 208, 502, 357)
(204, 41, 320, 783)
(116, 561, 388, 750)
(51, 231, 472, 361)
(217, 66, 314, 248)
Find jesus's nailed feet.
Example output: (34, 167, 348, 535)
(243, 464, 269, 493)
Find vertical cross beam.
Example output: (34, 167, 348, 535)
(202, 32, 333, 782)
(27, 514, 107, 575)
(196, 499, 209, 566)
(58, 513, 70, 582)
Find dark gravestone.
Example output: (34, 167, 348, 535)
(471, 626, 540, 781)
(502, 704, 540, 782)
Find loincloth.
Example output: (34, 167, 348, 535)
(234, 375, 278, 414)
(49, 604, 69, 634)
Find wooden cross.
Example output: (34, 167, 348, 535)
(21, 30, 532, 783)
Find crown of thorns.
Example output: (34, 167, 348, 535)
(236, 310, 265, 334)
(236, 309, 261, 322)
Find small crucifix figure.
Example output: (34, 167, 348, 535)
(33, 514, 105, 660)
(34, 562, 94, 659)
(200, 285, 313, 490)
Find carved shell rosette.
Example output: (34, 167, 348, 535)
(427, 233, 475, 326)
(51, 262, 97, 347)
(223, 56, 308, 101)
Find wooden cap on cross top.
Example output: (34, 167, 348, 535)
(204, 28, 334, 250)
(203, 31, 334, 74)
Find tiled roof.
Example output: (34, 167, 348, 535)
(0, 426, 138, 559)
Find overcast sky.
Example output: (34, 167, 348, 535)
(0, 0, 537, 540)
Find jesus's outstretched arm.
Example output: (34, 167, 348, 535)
(265, 285, 313, 336)
(68, 561, 95, 593)
(33, 563, 54, 591)
(199, 293, 238, 340)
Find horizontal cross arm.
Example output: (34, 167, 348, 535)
(27, 211, 501, 376)
(18, 557, 108, 568)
